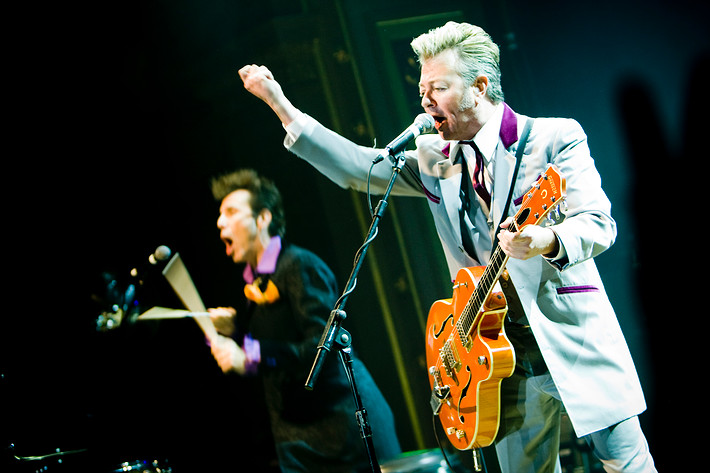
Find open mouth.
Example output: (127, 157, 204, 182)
(432, 115, 446, 130)
(221, 235, 234, 255)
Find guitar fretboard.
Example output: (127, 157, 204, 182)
(456, 245, 510, 341)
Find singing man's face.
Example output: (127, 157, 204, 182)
(217, 189, 259, 265)
(419, 50, 478, 141)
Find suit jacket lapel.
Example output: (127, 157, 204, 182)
(491, 146, 517, 230)
(492, 104, 522, 229)
(437, 142, 466, 252)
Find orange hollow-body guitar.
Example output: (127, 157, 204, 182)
(426, 164, 566, 450)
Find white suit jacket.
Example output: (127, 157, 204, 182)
(284, 103, 646, 437)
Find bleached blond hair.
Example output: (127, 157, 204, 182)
(411, 21, 504, 103)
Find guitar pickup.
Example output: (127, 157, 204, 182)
(429, 367, 451, 415)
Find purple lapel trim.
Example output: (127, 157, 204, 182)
(441, 102, 518, 157)
(499, 102, 518, 149)
(422, 184, 441, 204)
(442, 142, 451, 158)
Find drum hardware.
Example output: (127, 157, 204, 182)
(111, 459, 172, 473)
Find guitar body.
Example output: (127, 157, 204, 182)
(426, 266, 515, 449)
(425, 164, 565, 451)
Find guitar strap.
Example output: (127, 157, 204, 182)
(496, 117, 534, 326)
(492, 117, 534, 249)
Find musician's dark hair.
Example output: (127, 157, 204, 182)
(211, 169, 286, 237)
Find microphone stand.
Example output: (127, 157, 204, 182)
(305, 150, 408, 473)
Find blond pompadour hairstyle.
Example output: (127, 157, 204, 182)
(411, 21, 504, 103)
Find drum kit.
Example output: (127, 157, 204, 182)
(109, 459, 172, 473)
(9, 448, 449, 473)
(6, 444, 171, 473)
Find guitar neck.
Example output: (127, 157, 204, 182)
(459, 245, 509, 333)
(456, 164, 566, 339)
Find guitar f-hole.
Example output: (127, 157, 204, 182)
(457, 366, 473, 423)
(434, 314, 454, 338)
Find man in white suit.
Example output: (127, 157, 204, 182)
(238, 21, 655, 473)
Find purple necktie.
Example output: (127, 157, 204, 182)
(460, 140, 490, 208)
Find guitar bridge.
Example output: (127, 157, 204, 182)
(440, 340, 462, 378)
(429, 367, 451, 415)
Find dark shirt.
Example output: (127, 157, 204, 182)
(239, 240, 401, 472)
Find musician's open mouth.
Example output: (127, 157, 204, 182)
(221, 236, 234, 255)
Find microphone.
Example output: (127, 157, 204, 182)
(374, 113, 435, 164)
(148, 245, 172, 265)
(124, 245, 173, 315)
(131, 245, 172, 277)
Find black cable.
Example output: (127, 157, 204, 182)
(431, 415, 462, 473)
(367, 137, 381, 217)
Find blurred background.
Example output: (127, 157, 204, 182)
(4, 0, 708, 471)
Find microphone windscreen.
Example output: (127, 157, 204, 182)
(149, 245, 172, 264)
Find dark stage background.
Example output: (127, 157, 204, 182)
(4, 0, 708, 471)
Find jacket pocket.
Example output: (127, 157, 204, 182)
(556, 285, 600, 295)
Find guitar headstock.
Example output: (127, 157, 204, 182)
(514, 164, 567, 230)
